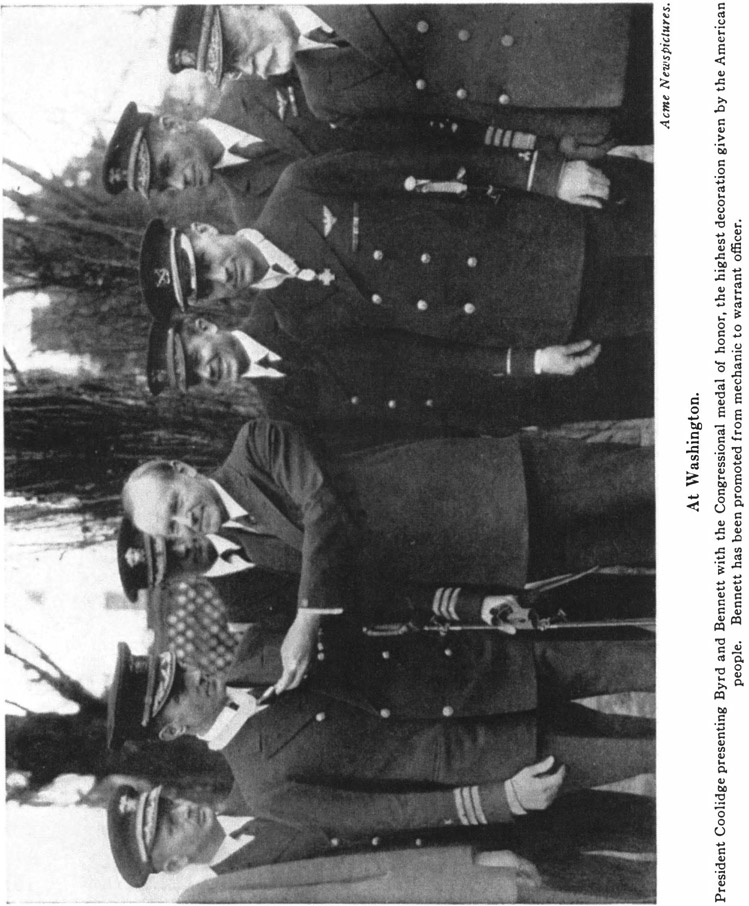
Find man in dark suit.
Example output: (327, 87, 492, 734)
(122, 419, 654, 691)
(190, 4, 652, 153)
(106, 632, 654, 849)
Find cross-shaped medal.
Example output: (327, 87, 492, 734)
(317, 268, 335, 286)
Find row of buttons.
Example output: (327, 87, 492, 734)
(415, 78, 512, 105)
(371, 294, 476, 315)
(381, 648, 452, 658)
(414, 20, 515, 47)
(329, 836, 423, 848)
(350, 397, 435, 408)
(372, 250, 478, 268)
(380, 705, 455, 718)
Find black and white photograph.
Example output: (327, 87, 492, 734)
(1, 2, 744, 903)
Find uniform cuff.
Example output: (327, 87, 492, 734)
(506, 348, 537, 377)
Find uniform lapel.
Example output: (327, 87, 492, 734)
(240, 89, 312, 159)
(314, 5, 410, 77)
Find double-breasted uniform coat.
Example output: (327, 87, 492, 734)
(238, 296, 653, 442)
(295, 4, 652, 148)
(252, 150, 652, 350)
(198, 618, 654, 854)
(182, 787, 656, 902)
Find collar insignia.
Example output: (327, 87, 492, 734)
(124, 548, 145, 568)
(118, 794, 137, 815)
(322, 206, 337, 237)
(154, 267, 171, 287)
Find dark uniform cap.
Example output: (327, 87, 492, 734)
(107, 783, 164, 887)
(116, 516, 167, 602)
(147, 320, 189, 396)
(107, 643, 177, 750)
(103, 103, 153, 197)
(139, 218, 198, 321)
(168, 6, 225, 87)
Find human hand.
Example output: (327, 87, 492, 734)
(509, 756, 567, 811)
(536, 340, 601, 376)
(608, 144, 654, 164)
(557, 160, 611, 208)
(474, 851, 543, 887)
(275, 611, 322, 694)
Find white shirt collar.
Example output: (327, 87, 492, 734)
(198, 688, 267, 751)
(201, 118, 264, 169)
(203, 533, 256, 578)
(236, 228, 300, 290)
(232, 330, 285, 379)
(288, 6, 336, 50)
(208, 816, 256, 868)
(209, 479, 248, 522)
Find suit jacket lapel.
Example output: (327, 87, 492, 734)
(212, 459, 305, 550)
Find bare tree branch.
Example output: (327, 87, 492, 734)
(5, 625, 102, 709)
(4, 347, 27, 389)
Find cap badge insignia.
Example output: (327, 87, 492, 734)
(124, 548, 145, 568)
(109, 168, 127, 186)
(322, 206, 337, 237)
(154, 268, 171, 287)
(118, 794, 138, 815)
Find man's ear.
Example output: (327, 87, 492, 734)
(193, 317, 218, 335)
(171, 461, 199, 478)
(190, 222, 219, 238)
(164, 854, 189, 874)
(158, 721, 186, 743)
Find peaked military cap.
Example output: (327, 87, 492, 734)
(139, 218, 198, 321)
(147, 319, 189, 396)
(107, 643, 177, 750)
(117, 516, 167, 602)
(168, 6, 225, 87)
(103, 103, 153, 197)
(107, 783, 164, 887)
